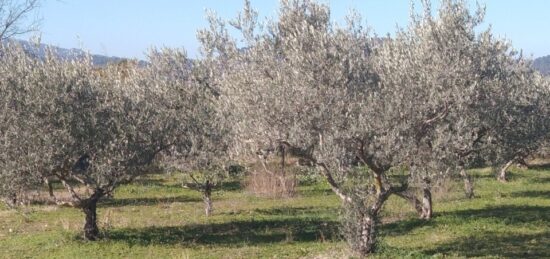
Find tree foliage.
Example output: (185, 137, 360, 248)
(199, 0, 550, 255)
(0, 43, 225, 240)
(0, 0, 548, 256)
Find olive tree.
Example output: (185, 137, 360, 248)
(200, 0, 549, 255)
(495, 76, 550, 182)
(0, 42, 54, 207)
(376, 0, 550, 216)
(202, 0, 411, 255)
(180, 169, 226, 216)
(147, 47, 230, 217)
(0, 43, 223, 240)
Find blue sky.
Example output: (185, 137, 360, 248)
(26, 0, 550, 59)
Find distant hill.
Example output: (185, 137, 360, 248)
(534, 55, 550, 76)
(6, 40, 146, 67)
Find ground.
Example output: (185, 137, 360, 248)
(0, 165, 549, 258)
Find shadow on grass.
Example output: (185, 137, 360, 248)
(99, 196, 202, 207)
(511, 190, 550, 199)
(215, 206, 338, 221)
(467, 172, 496, 179)
(382, 205, 550, 237)
(535, 178, 550, 184)
(131, 178, 244, 191)
(527, 163, 550, 171)
(217, 181, 243, 192)
(444, 205, 550, 223)
(381, 217, 434, 237)
(106, 218, 339, 247)
(299, 188, 335, 197)
(252, 206, 339, 217)
(132, 178, 169, 187)
(423, 232, 550, 258)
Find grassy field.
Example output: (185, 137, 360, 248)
(0, 165, 549, 258)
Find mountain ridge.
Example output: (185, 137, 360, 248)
(8, 40, 146, 67)
(5, 40, 550, 74)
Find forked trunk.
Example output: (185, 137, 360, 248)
(459, 169, 474, 199)
(498, 160, 514, 183)
(421, 181, 432, 219)
(352, 182, 389, 256)
(81, 190, 104, 240)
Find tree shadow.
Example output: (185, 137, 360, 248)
(299, 188, 334, 197)
(252, 206, 338, 217)
(527, 163, 550, 171)
(381, 217, 434, 237)
(466, 172, 496, 179)
(423, 232, 550, 258)
(215, 206, 338, 219)
(442, 205, 550, 223)
(382, 205, 550, 237)
(99, 195, 202, 207)
(217, 181, 243, 192)
(106, 218, 340, 247)
(531, 177, 550, 184)
(132, 178, 167, 187)
(128, 179, 243, 192)
(511, 190, 550, 199)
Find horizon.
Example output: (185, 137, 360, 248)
(20, 0, 550, 60)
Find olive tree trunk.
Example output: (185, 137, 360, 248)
(346, 183, 390, 256)
(203, 181, 213, 216)
(498, 159, 515, 183)
(459, 169, 474, 199)
(43, 177, 57, 203)
(81, 190, 104, 240)
(357, 213, 377, 256)
(421, 179, 432, 219)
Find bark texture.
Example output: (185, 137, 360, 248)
(357, 214, 377, 256)
(421, 182, 432, 219)
(81, 190, 104, 240)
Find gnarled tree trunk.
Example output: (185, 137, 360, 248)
(352, 182, 390, 257)
(81, 189, 104, 240)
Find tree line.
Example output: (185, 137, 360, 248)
(1, 0, 549, 256)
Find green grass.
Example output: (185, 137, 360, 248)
(1, 166, 549, 258)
